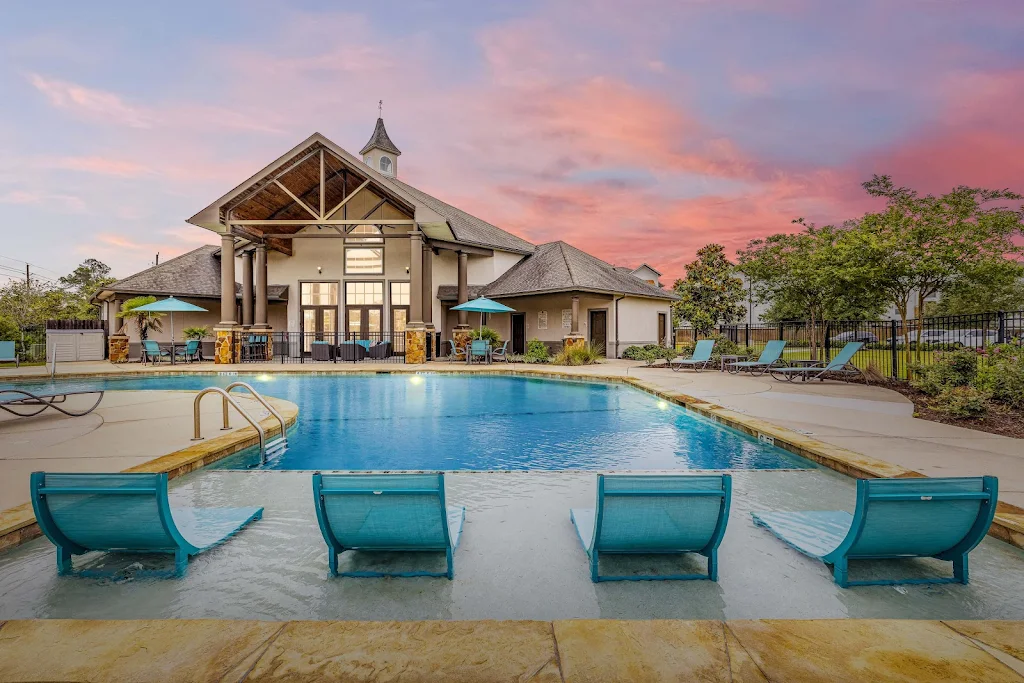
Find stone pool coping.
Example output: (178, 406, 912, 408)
(0, 618, 1022, 681)
(0, 365, 1021, 553)
(0, 394, 297, 552)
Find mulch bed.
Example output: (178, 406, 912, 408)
(867, 378, 1024, 439)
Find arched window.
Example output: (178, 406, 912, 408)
(347, 224, 383, 244)
(379, 156, 393, 174)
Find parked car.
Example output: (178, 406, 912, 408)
(917, 329, 997, 347)
(829, 330, 878, 344)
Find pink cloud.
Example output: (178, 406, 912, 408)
(0, 189, 87, 213)
(28, 73, 153, 128)
(50, 156, 152, 177)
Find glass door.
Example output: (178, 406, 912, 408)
(390, 282, 409, 353)
(345, 282, 384, 342)
(300, 282, 339, 353)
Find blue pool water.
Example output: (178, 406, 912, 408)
(3, 374, 810, 471)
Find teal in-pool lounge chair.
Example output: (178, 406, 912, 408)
(751, 476, 997, 588)
(142, 339, 170, 364)
(669, 339, 715, 372)
(313, 472, 465, 579)
(727, 340, 786, 376)
(570, 474, 731, 582)
(770, 341, 864, 382)
(30, 472, 263, 577)
(0, 341, 18, 367)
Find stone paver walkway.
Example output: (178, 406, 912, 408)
(0, 618, 1021, 682)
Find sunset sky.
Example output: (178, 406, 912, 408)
(2, 0, 1023, 285)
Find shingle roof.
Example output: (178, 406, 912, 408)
(359, 118, 401, 156)
(106, 245, 287, 300)
(436, 285, 487, 302)
(482, 241, 678, 300)
(389, 178, 535, 254)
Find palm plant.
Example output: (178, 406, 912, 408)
(117, 296, 164, 340)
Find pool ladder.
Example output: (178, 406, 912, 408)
(192, 382, 288, 465)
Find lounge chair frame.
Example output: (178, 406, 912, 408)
(30, 471, 263, 577)
(769, 342, 864, 383)
(752, 476, 997, 587)
(726, 340, 787, 376)
(669, 339, 715, 373)
(572, 474, 731, 582)
(0, 389, 104, 418)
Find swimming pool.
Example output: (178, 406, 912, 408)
(3, 374, 809, 471)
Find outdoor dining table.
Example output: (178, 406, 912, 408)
(465, 343, 492, 365)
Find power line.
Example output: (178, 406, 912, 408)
(0, 254, 64, 277)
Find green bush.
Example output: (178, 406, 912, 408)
(553, 342, 602, 366)
(975, 345, 1024, 409)
(524, 338, 550, 363)
(621, 345, 646, 360)
(470, 326, 502, 346)
(934, 386, 990, 418)
(183, 326, 210, 340)
(634, 345, 679, 365)
(910, 349, 978, 396)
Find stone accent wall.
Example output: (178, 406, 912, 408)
(563, 335, 586, 351)
(108, 335, 130, 363)
(453, 329, 473, 358)
(214, 330, 236, 364)
(405, 328, 427, 364)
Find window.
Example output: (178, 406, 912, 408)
(300, 282, 338, 306)
(346, 281, 384, 306)
(391, 282, 410, 306)
(347, 224, 383, 244)
(345, 247, 384, 274)
(379, 156, 393, 174)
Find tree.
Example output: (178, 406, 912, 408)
(117, 296, 164, 339)
(671, 244, 746, 337)
(58, 258, 116, 319)
(847, 175, 1024, 355)
(738, 220, 881, 359)
(925, 258, 1024, 316)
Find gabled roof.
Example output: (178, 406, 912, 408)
(102, 245, 287, 300)
(482, 241, 678, 300)
(632, 263, 662, 276)
(359, 117, 401, 156)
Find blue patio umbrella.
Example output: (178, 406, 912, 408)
(451, 297, 516, 342)
(133, 296, 208, 345)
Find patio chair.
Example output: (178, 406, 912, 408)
(468, 339, 490, 364)
(769, 342, 864, 383)
(751, 476, 997, 587)
(367, 341, 392, 360)
(446, 339, 466, 362)
(311, 340, 335, 361)
(0, 340, 18, 367)
(491, 340, 509, 362)
(338, 341, 368, 362)
(30, 471, 263, 577)
(669, 339, 715, 373)
(141, 340, 170, 364)
(174, 339, 201, 364)
(313, 472, 465, 579)
(726, 340, 787, 376)
(570, 474, 731, 582)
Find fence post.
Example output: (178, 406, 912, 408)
(890, 319, 899, 379)
(744, 324, 749, 348)
(997, 311, 1006, 344)
(778, 322, 784, 342)
(824, 323, 832, 362)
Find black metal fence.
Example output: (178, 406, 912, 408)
(675, 310, 1023, 380)
(246, 331, 407, 364)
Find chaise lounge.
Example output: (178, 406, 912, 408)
(751, 476, 997, 587)
(769, 341, 864, 383)
(313, 472, 465, 579)
(570, 474, 731, 582)
(726, 340, 787, 376)
(31, 471, 263, 577)
(0, 340, 18, 367)
(669, 339, 715, 372)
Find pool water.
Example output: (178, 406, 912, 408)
(3, 374, 810, 471)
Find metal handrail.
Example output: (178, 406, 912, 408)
(192, 387, 266, 461)
(223, 381, 287, 447)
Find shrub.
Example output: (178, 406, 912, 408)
(934, 386, 990, 418)
(553, 342, 603, 366)
(506, 353, 525, 363)
(621, 345, 645, 360)
(975, 345, 1024, 409)
(636, 345, 679, 366)
(910, 348, 978, 396)
(183, 326, 209, 340)
(524, 338, 550, 363)
(469, 326, 502, 346)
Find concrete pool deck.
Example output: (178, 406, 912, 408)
(0, 617, 1023, 682)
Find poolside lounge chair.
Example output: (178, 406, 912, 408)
(570, 474, 731, 582)
(0, 341, 18, 367)
(726, 340, 787, 376)
(174, 339, 201, 364)
(313, 472, 465, 579)
(142, 340, 170, 364)
(468, 339, 490, 364)
(669, 339, 715, 372)
(770, 341, 864, 382)
(1, 389, 104, 418)
(30, 471, 263, 577)
(446, 339, 466, 362)
(367, 341, 392, 360)
(491, 340, 509, 362)
(751, 476, 997, 587)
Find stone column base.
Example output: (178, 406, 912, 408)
(563, 335, 586, 351)
(214, 327, 240, 364)
(453, 328, 473, 357)
(405, 328, 427, 364)
(108, 335, 130, 363)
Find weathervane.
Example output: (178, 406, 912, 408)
(378, 99, 383, 118)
